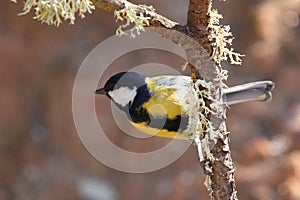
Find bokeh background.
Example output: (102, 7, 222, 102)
(1, 0, 300, 199)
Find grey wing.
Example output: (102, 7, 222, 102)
(155, 75, 192, 113)
(155, 75, 191, 88)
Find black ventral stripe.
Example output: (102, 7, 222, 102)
(129, 106, 189, 132)
(149, 115, 189, 132)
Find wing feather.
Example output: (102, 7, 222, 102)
(144, 76, 191, 119)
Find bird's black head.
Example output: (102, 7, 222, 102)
(99, 72, 128, 96)
(95, 72, 150, 110)
(96, 71, 146, 96)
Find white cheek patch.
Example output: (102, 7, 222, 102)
(108, 86, 137, 107)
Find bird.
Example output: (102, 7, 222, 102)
(95, 71, 274, 140)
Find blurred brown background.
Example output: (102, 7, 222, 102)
(1, 0, 300, 199)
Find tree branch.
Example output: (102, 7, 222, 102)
(186, 1, 237, 199)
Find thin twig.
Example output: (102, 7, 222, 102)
(92, 0, 178, 29)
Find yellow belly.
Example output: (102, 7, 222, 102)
(131, 122, 189, 140)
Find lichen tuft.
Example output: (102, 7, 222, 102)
(13, 0, 95, 26)
(208, 8, 244, 65)
(114, 3, 154, 38)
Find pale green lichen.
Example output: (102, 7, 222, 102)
(215, 67, 228, 82)
(186, 79, 219, 164)
(114, 3, 154, 38)
(12, 0, 95, 26)
(204, 172, 213, 192)
(208, 8, 244, 65)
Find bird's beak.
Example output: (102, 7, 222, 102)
(95, 88, 105, 95)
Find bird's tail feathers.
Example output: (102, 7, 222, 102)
(223, 81, 275, 105)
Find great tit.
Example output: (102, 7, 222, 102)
(95, 72, 274, 140)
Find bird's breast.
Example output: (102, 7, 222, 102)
(126, 76, 192, 139)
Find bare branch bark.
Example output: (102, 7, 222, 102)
(187, 0, 212, 55)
